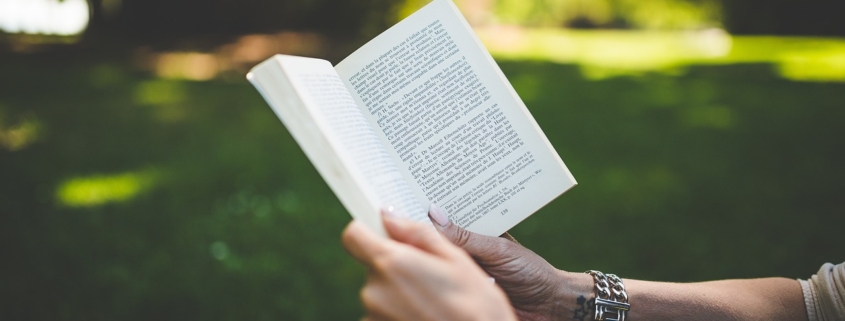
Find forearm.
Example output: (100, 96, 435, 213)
(626, 277, 806, 320)
(552, 272, 807, 321)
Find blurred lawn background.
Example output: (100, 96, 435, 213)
(1, 0, 844, 319)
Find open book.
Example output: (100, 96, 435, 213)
(247, 0, 576, 237)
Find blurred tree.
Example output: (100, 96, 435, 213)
(85, 0, 405, 45)
(74, 0, 845, 49)
(721, 0, 845, 36)
(400, 0, 844, 35)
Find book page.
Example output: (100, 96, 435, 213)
(335, 0, 576, 236)
(248, 56, 427, 235)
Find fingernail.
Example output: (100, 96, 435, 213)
(428, 203, 449, 227)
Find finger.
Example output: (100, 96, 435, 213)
(360, 305, 393, 321)
(360, 282, 401, 321)
(361, 315, 390, 321)
(381, 209, 453, 257)
(341, 220, 392, 268)
(500, 232, 520, 245)
(428, 203, 514, 262)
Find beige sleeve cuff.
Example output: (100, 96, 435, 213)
(799, 262, 845, 321)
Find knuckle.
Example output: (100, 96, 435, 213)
(451, 227, 473, 248)
(490, 237, 513, 255)
(359, 286, 377, 311)
(340, 225, 356, 246)
(407, 225, 432, 243)
(372, 251, 403, 272)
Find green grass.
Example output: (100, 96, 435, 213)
(479, 28, 845, 81)
(1, 37, 844, 319)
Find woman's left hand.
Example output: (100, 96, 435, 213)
(342, 210, 517, 321)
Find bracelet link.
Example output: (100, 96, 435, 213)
(586, 270, 630, 321)
(595, 298, 630, 321)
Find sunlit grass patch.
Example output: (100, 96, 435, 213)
(478, 27, 732, 78)
(478, 27, 845, 82)
(133, 80, 187, 105)
(56, 170, 159, 207)
(777, 49, 845, 82)
(132, 80, 189, 122)
(0, 112, 42, 152)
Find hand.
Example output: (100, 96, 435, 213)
(428, 204, 586, 321)
(341, 210, 517, 321)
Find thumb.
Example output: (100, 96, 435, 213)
(427, 204, 513, 262)
(380, 208, 452, 257)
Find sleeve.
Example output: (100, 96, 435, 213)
(799, 262, 845, 321)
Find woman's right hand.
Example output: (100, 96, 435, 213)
(427, 204, 591, 321)
(342, 210, 517, 321)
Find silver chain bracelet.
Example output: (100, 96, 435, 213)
(586, 270, 630, 321)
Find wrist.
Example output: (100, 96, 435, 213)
(545, 270, 596, 321)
